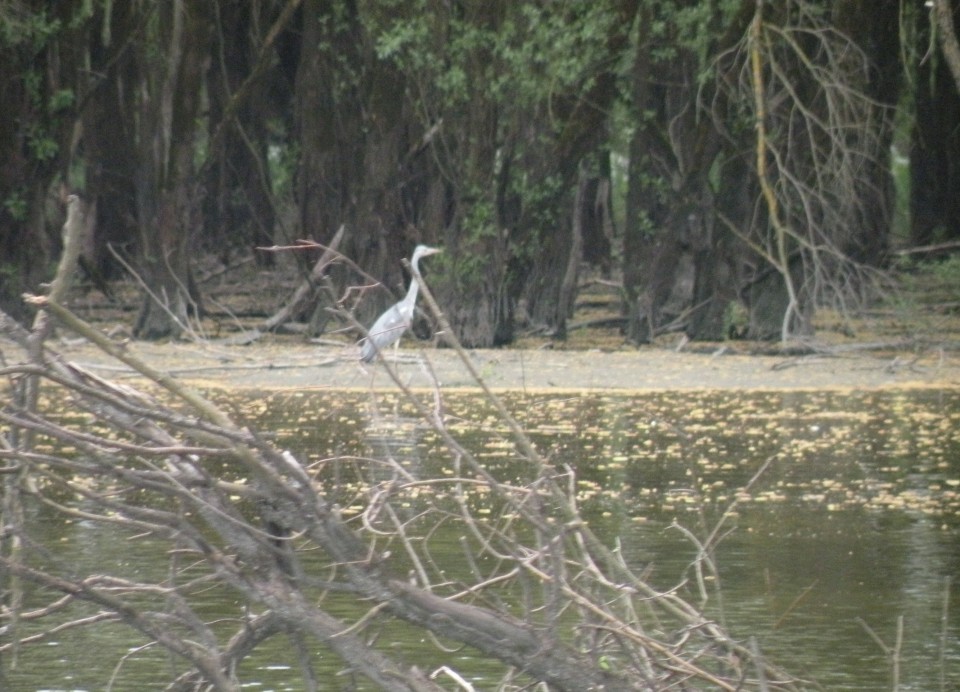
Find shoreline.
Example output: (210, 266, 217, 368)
(39, 338, 960, 392)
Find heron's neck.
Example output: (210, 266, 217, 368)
(403, 257, 423, 304)
(404, 275, 420, 305)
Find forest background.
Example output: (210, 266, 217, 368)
(2, 0, 960, 349)
(3, 3, 960, 690)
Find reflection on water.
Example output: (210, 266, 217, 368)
(7, 388, 960, 690)
(362, 407, 425, 482)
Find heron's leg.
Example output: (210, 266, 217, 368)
(358, 355, 375, 388)
(402, 352, 423, 391)
(393, 339, 404, 415)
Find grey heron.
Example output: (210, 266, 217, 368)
(360, 244, 441, 363)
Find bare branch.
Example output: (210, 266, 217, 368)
(933, 0, 960, 93)
(1, 296, 802, 689)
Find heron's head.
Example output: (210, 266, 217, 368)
(412, 245, 442, 262)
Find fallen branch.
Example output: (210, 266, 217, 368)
(2, 275, 803, 689)
(892, 239, 960, 259)
(260, 225, 345, 332)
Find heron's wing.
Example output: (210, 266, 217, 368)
(367, 304, 411, 341)
(360, 303, 413, 361)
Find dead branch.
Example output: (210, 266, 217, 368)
(1, 279, 803, 688)
(933, 0, 960, 94)
(892, 239, 960, 259)
(260, 225, 347, 333)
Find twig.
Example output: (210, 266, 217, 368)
(856, 615, 903, 690)
(939, 576, 951, 692)
(772, 581, 817, 630)
(411, 260, 800, 687)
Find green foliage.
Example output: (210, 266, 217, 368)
(927, 256, 960, 300)
(494, 2, 617, 107)
(0, 7, 61, 49)
(672, 1, 743, 54)
(372, 1, 621, 114)
(900, 252, 960, 289)
(369, 0, 631, 297)
(48, 88, 75, 113)
(0, 262, 17, 280)
(0, 6, 81, 173)
(438, 192, 500, 286)
(26, 124, 59, 162)
(370, 2, 439, 90)
(268, 138, 298, 199)
(887, 255, 960, 339)
(373, 17, 425, 63)
(511, 172, 565, 231)
(3, 191, 28, 222)
(462, 196, 498, 238)
(310, 1, 367, 102)
(373, 7, 495, 108)
(723, 300, 749, 338)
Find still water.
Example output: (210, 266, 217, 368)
(7, 387, 960, 690)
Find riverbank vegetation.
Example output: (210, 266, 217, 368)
(2, 1, 960, 351)
(2, 3, 960, 687)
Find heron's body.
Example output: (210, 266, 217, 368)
(360, 245, 441, 363)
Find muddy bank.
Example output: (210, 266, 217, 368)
(43, 337, 960, 392)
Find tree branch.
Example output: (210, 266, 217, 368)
(933, 0, 960, 94)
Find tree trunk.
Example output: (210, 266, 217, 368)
(203, 0, 278, 266)
(687, 194, 737, 341)
(423, 0, 511, 348)
(132, 0, 211, 339)
(133, 195, 200, 340)
(292, 0, 430, 334)
(554, 168, 588, 340)
(82, 0, 140, 280)
(623, 2, 757, 345)
(932, 0, 960, 93)
(443, 116, 509, 346)
(911, 3, 960, 245)
(519, 150, 613, 338)
(518, 3, 635, 339)
(623, 18, 704, 343)
(581, 153, 615, 276)
(0, 4, 79, 321)
(832, 1, 900, 264)
(743, 254, 813, 341)
(294, 0, 361, 249)
(349, 72, 422, 327)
